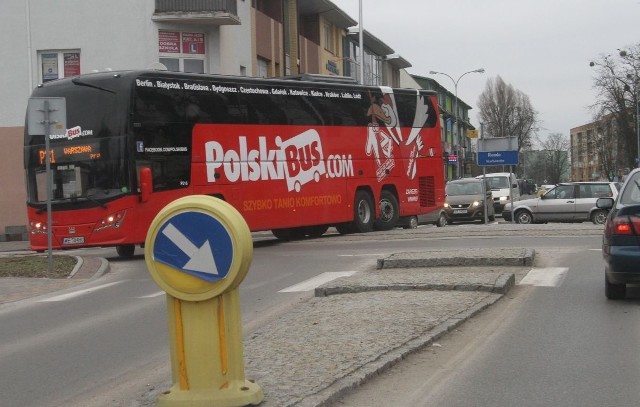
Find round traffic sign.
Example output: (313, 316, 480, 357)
(145, 195, 252, 301)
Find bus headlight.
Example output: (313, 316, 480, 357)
(30, 221, 47, 234)
(94, 210, 126, 231)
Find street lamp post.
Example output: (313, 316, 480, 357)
(430, 68, 485, 178)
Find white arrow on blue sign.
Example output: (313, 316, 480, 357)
(153, 212, 233, 282)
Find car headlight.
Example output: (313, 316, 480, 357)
(444, 203, 450, 208)
(499, 196, 509, 201)
(472, 201, 480, 207)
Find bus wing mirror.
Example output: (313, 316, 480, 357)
(140, 167, 152, 203)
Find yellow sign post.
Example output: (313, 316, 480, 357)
(145, 195, 263, 407)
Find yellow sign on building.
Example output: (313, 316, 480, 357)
(467, 129, 479, 138)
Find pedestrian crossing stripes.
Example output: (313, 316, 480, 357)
(518, 267, 569, 287)
(279, 271, 358, 292)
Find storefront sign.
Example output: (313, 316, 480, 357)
(181, 32, 205, 54)
(159, 31, 180, 53)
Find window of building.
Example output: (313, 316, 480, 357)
(38, 50, 81, 83)
(257, 58, 268, 78)
(323, 22, 335, 53)
(158, 31, 205, 73)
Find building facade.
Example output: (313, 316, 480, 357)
(570, 114, 625, 182)
(0, 0, 414, 239)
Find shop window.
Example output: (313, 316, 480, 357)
(39, 50, 81, 83)
(158, 31, 205, 73)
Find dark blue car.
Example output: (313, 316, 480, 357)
(597, 168, 640, 299)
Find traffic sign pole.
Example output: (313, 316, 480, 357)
(145, 196, 263, 406)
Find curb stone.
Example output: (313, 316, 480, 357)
(377, 248, 535, 269)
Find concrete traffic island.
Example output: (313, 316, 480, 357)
(236, 248, 534, 407)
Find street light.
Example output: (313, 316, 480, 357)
(429, 68, 485, 178)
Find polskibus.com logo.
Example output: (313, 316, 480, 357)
(205, 129, 354, 192)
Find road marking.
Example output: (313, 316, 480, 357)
(137, 291, 165, 298)
(38, 281, 125, 302)
(518, 267, 569, 287)
(337, 254, 382, 257)
(279, 271, 358, 293)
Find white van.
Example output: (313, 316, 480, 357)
(476, 172, 520, 213)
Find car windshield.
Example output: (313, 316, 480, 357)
(486, 177, 509, 189)
(619, 172, 640, 205)
(446, 182, 482, 196)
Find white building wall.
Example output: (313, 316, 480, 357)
(0, 0, 253, 237)
(399, 69, 420, 90)
(219, 0, 252, 76)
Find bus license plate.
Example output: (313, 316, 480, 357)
(453, 209, 467, 214)
(63, 237, 85, 245)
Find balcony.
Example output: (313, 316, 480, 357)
(153, 0, 240, 25)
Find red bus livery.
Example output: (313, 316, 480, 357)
(24, 70, 445, 256)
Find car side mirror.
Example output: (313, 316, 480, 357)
(596, 197, 614, 209)
(139, 167, 152, 203)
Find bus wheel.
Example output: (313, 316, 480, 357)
(116, 244, 135, 258)
(272, 228, 293, 241)
(353, 190, 375, 233)
(306, 225, 329, 238)
(374, 190, 399, 231)
(336, 223, 354, 235)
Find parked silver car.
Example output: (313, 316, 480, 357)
(502, 181, 620, 224)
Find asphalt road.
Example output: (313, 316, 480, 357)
(0, 223, 617, 407)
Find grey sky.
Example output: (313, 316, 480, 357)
(333, 0, 639, 142)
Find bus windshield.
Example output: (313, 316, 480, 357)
(25, 76, 130, 206)
(27, 154, 128, 204)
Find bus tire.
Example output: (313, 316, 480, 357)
(306, 225, 329, 238)
(116, 244, 135, 258)
(272, 228, 293, 241)
(336, 223, 354, 235)
(353, 190, 375, 233)
(374, 190, 399, 231)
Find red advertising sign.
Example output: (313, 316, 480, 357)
(64, 53, 81, 77)
(159, 31, 180, 53)
(181, 32, 205, 54)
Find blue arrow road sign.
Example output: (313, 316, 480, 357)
(153, 211, 233, 282)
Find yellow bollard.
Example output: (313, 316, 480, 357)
(145, 195, 263, 407)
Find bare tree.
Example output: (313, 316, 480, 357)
(589, 43, 640, 169)
(536, 133, 570, 184)
(477, 76, 540, 152)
